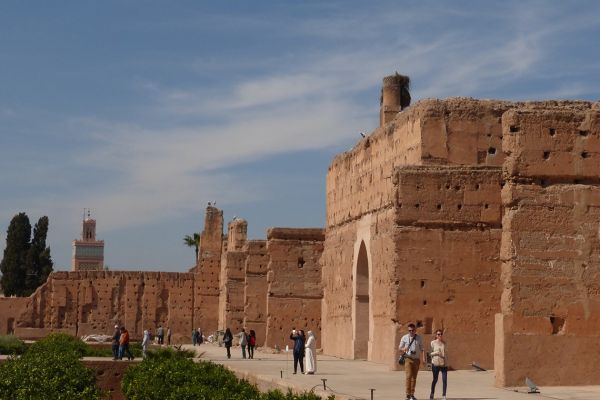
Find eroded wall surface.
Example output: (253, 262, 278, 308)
(243, 240, 269, 347)
(13, 271, 196, 341)
(496, 105, 600, 386)
(264, 228, 324, 349)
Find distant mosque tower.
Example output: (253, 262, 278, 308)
(72, 209, 105, 271)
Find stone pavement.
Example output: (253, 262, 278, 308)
(186, 343, 600, 400)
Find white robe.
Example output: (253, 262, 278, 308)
(305, 335, 317, 373)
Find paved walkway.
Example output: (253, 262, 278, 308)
(185, 343, 600, 400)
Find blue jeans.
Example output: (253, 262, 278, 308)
(431, 365, 447, 396)
(119, 344, 134, 360)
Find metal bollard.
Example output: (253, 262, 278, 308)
(321, 378, 327, 390)
(369, 388, 375, 400)
(280, 370, 283, 379)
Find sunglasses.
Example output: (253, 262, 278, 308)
(436, 333, 443, 336)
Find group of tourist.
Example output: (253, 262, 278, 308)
(221, 328, 257, 359)
(289, 328, 317, 375)
(111, 324, 134, 360)
(192, 327, 204, 345)
(399, 323, 448, 400)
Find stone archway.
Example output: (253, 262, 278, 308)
(353, 240, 370, 359)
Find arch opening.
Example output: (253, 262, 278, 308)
(354, 241, 370, 359)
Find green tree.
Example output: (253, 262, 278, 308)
(0, 213, 53, 297)
(183, 233, 201, 263)
(24, 216, 53, 295)
(0, 213, 31, 296)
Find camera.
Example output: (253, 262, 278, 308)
(407, 350, 415, 355)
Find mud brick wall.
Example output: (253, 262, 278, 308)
(193, 206, 223, 333)
(389, 166, 503, 370)
(264, 228, 324, 349)
(496, 106, 600, 386)
(12, 271, 196, 341)
(218, 251, 247, 334)
(243, 240, 269, 347)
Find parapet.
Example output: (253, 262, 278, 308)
(266, 227, 325, 241)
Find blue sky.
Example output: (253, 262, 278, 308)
(1, 1, 599, 271)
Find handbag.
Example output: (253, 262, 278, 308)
(398, 334, 417, 365)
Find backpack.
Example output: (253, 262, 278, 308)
(249, 335, 256, 346)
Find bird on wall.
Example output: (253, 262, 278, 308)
(360, 132, 366, 138)
(525, 377, 540, 394)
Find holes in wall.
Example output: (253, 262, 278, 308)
(454, 185, 461, 191)
(423, 300, 427, 306)
(543, 151, 550, 160)
(416, 320, 423, 328)
(484, 204, 489, 209)
(510, 125, 520, 133)
(475, 183, 481, 190)
(549, 128, 556, 136)
(457, 204, 463, 210)
(414, 203, 420, 209)
(445, 184, 451, 190)
(581, 152, 589, 159)
(436, 204, 442, 210)
(488, 147, 496, 155)
(420, 280, 425, 288)
(579, 130, 589, 137)
(549, 316, 565, 335)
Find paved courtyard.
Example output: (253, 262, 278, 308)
(186, 343, 600, 400)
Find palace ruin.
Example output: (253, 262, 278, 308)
(0, 74, 598, 387)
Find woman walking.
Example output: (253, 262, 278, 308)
(304, 330, 317, 374)
(142, 329, 151, 358)
(248, 330, 256, 359)
(429, 329, 448, 400)
(223, 328, 233, 359)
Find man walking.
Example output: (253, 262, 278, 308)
(119, 326, 135, 360)
(399, 323, 425, 400)
(157, 325, 164, 345)
(111, 324, 120, 360)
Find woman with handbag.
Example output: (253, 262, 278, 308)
(429, 329, 448, 400)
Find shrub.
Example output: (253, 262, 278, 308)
(123, 357, 332, 400)
(0, 335, 102, 399)
(28, 332, 88, 357)
(0, 335, 27, 355)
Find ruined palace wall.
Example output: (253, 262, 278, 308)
(193, 206, 223, 333)
(218, 251, 247, 333)
(243, 240, 269, 347)
(496, 106, 600, 386)
(12, 271, 196, 341)
(390, 166, 503, 370)
(265, 228, 324, 349)
(327, 99, 513, 229)
(0, 297, 29, 335)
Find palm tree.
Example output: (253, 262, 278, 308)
(183, 233, 201, 264)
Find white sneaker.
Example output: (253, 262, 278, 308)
(442, 396, 447, 400)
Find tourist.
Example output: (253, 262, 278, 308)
(290, 328, 305, 374)
(111, 324, 120, 360)
(157, 325, 164, 345)
(248, 329, 256, 359)
(399, 323, 425, 400)
(192, 329, 198, 346)
(223, 328, 233, 359)
(429, 329, 448, 400)
(197, 328, 204, 345)
(167, 326, 172, 345)
(119, 326, 135, 360)
(239, 328, 248, 359)
(142, 329, 151, 358)
(304, 330, 317, 374)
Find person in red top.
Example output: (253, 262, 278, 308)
(118, 326, 135, 360)
(248, 330, 257, 359)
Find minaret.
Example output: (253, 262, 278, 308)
(72, 209, 105, 271)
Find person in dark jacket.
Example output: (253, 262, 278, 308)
(111, 324, 120, 360)
(290, 328, 305, 374)
(223, 328, 233, 359)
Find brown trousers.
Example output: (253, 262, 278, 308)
(404, 357, 421, 397)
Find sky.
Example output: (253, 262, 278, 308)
(0, 1, 599, 272)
